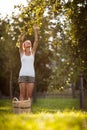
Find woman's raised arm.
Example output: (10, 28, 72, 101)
(19, 31, 26, 53)
(32, 24, 38, 55)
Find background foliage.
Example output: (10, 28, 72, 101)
(0, 0, 87, 96)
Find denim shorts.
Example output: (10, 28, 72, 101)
(18, 76, 35, 83)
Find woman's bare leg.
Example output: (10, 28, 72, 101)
(26, 83, 34, 99)
(19, 83, 26, 100)
(26, 83, 34, 111)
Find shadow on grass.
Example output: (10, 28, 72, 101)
(0, 99, 13, 114)
(0, 109, 12, 114)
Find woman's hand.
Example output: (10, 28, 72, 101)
(33, 24, 39, 30)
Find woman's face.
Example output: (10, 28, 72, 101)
(23, 41, 32, 50)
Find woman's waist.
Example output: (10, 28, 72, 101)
(20, 67, 35, 73)
(19, 63, 35, 76)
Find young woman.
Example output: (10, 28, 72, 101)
(18, 24, 38, 110)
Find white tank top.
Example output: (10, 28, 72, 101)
(19, 53, 35, 77)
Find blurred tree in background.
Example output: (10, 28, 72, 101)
(0, 0, 87, 97)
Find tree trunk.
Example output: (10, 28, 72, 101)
(71, 83, 75, 98)
(10, 70, 13, 99)
(79, 74, 84, 109)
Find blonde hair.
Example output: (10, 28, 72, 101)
(24, 40, 31, 44)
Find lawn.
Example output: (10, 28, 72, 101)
(0, 98, 87, 130)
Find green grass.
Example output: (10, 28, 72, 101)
(0, 98, 87, 130)
(0, 98, 79, 114)
(32, 98, 80, 113)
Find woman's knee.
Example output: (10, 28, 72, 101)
(27, 86, 34, 98)
(19, 83, 26, 97)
